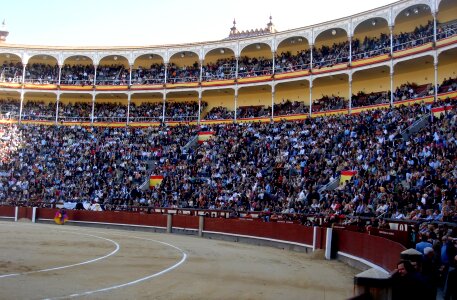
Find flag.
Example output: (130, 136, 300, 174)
(149, 175, 164, 189)
(340, 170, 357, 186)
(198, 131, 215, 144)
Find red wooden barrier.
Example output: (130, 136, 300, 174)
(172, 215, 199, 229)
(204, 218, 314, 245)
(334, 229, 406, 272)
(0, 206, 15, 217)
(37, 208, 168, 228)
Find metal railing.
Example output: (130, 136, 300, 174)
(393, 34, 434, 52)
(401, 112, 430, 140)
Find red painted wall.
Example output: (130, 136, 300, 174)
(37, 208, 168, 228)
(0, 206, 15, 217)
(334, 229, 406, 272)
(172, 215, 199, 229)
(204, 218, 314, 245)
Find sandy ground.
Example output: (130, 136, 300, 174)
(0, 220, 358, 300)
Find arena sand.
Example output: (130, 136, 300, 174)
(0, 221, 358, 299)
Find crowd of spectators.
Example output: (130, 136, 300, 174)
(202, 58, 236, 81)
(273, 99, 308, 115)
(0, 62, 22, 83)
(131, 63, 165, 85)
(2, 20, 456, 87)
(0, 124, 198, 207)
(312, 95, 347, 112)
(167, 62, 200, 83)
(238, 56, 273, 78)
(352, 91, 389, 107)
(0, 98, 456, 226)
(61, 64, 95, 85)
(204, 106, 235, 120)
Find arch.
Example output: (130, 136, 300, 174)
(202, 45, 236, 59)
(169, 50, 199, 61)
(0, 51, 22, 62)
(98, 54, 129, 66)
(276, 36, 310, 51)
(132, 53, 165, 66)
(63, 55, 94, 65)
(352, 17, 390, 36)
(203, 47, 235, 61)
(275, 34, 310, 51)
(240, 41, 273, 56)
(393, 2, 433, 24)
(313, 23, 349, 44)
(351, 9, 391, 36)
(27, 54, 58, 65)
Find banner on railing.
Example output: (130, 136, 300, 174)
(149, 175, 164, 189)
(340, 170, 357, 186)
(198, 131, 215, 144)
(432, 105, 455, 119)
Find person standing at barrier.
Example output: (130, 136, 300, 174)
(392, 260, 428, 300)
(444, 254, 457, 300)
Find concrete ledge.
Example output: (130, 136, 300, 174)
(203, 231, 311, 253)
(37, 219, 168, 234)
(337, 251, 389, 274)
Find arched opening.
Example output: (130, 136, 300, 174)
(393, 55, 434, 103)
(0, 90, 20, 119)
(58, 93, 93, 123)
(61, 55, 94, 86)
(202, 48, 236, 81)
(237, 85, 271, 119)
(202, 88, 235, 121)
(165, 91, 200, 123)
(238, 43, 273, 78)
(312, 74, 349, 113)
(276, 37, 310, 74)
(97, 55, 129, 86)
(437, 0, 457, 41)
(168, 51, 200, 84)
(352, 18, 390, 61)
(313, 28, 349, 71)
(352, 66, 390, 108)
(275, 80, 310, 117)
(0, 53, 22, 83)
(24, 55, 59, 85)
(132, 54, 165, 85)
(437, 48, 457, 96)
(21, 92, 57, 121)
(93, 93, 128, 124)
(393, 4, 433, 52)
(130, 92, 164, 124)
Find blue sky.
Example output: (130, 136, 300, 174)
(1, 0, 397, 46)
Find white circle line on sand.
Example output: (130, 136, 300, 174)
(45, 234, 188, 300)
(0, 231, 120, 279)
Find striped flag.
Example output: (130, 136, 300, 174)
(149, 175, 164, 189)
(198, 131, 215, 144)
(340, 170, 357, 186)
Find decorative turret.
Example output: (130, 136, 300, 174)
(0, 19, 9, 42)
(230, 19, 238, 36)
(266, 15, 277, 34)
(225, 16, 278, 40)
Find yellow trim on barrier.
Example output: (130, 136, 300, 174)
(60, 85, 94, 91)
(392, 43, 433, 58)
(165, 82, 199, 89)
(275, 70, 310, 80)
(351, 54, 390, 68)
(95, 85, 129, 91)
(237, 75, 271, 84)
(201, 79, 235, 87)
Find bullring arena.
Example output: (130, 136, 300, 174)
(1, 0, 457, 299)
(0, 220, 357, 300)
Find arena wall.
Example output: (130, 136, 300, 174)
(0, 207, 407, 273)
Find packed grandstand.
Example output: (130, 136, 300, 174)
(0, 0, 457, 298)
